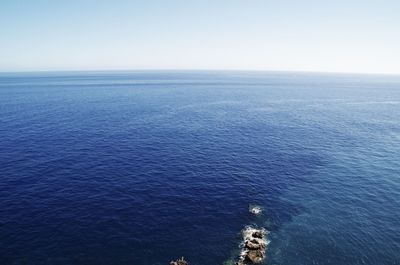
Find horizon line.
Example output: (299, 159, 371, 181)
(1, 68, 400, 77)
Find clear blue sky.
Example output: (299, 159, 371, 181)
(1, 0, 399, 73)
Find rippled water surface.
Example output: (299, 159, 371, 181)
(1, 71, 400, 265)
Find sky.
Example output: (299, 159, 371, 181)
(1, 0, 400, 74)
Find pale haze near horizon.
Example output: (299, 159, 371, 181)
(1, 0, 399, 74)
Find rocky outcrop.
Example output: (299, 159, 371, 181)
(252, 231, 263, 239)
(236, 227, 268, 265)
(170, 257, 188, 265)
(245, 239, 264, 250)
(245, 250, 264, 264)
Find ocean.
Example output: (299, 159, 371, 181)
(0, 71, 399, 265)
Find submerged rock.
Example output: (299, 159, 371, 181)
(249, 205, 262, 215)
(170, 257, 188, 265)
(245, 250, 264, 264)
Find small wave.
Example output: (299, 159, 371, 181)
(249, 205, 263, 215)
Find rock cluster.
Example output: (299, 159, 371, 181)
(236, 227, 268, 265)
(170, 257, 188, 265)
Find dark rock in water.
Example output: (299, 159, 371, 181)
(245, 240, 262, 250)
(252, 231, 263, 239)
(245, 250, 264, 264)
(235, 261, 245, 265)
(170, 257, 188, 265)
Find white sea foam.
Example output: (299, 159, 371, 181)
(242, 226, 269, 245)
(249, 204, 263, 215)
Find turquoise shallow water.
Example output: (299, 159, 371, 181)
(0, 71, 399, 265)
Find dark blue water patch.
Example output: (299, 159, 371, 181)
(1, 71, 400, 265)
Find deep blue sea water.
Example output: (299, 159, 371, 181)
(1, 71, 400, 265)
